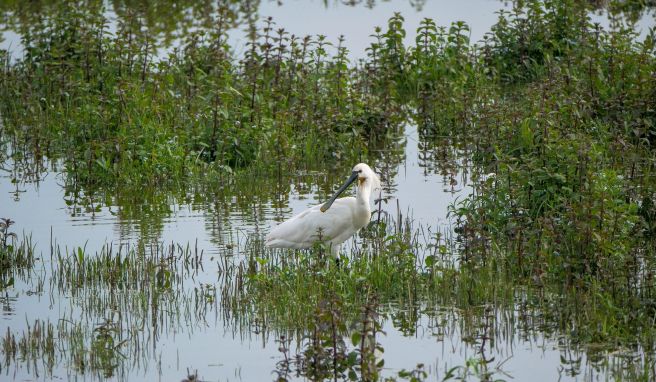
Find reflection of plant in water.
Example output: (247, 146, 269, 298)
(272, 294, 386, 382)
(2, 240, 215, 379)
(397, 363, 427, 381)
(90, 317, 127, 378)
(0, 1, 409, 250)
(1, 319, 56, 374)
(1, 2, 405, 191)
(0, 0, 247, 48)
(0, 217, 15, 249)
(244, 207, 656, 380)
(0, 219, 35, 289)
(1, 218, 655, 380)
(442, 357, 509, 382)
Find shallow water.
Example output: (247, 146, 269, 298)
(0, 120, 635, 381)
(2, 1, 656, 381)
(0, 123, 464, 255)
(1, 120, 476, 380)
(1, 0, 511, 61)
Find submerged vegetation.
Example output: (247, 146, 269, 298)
(1, 0, 656, 381)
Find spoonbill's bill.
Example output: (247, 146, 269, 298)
(265, 163, 381, 255)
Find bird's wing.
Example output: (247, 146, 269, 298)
(265, 197, 356, 249)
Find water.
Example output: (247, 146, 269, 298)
(0, 125, 626, 382)
(2, 0, 511, 61)
(2, 1, 655, 381)
(0, 123, 464, 255)
(0, 119, 476, 380)
(245, 0, 510, 57)
(2, 1, 654, 62)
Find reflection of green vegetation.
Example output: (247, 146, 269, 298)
(599, 0, 656, 23)
(408, 0, 656, 281)
(1, 0, 656, 380)
(5, 218, 653, 381)
(0, 0, 408, 247)
(374, 1, 656, 378)
(1, 240, 213, 379)
(241, 215, 656, 380)
(0, 0, 433, 43)
(0, 0, 247, 46)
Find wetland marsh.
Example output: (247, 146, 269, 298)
(1, 1, 656, 381)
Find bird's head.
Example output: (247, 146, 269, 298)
(352, 163, 381, 192)
(320, 163, 380, 212)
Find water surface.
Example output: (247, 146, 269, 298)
(1, 1, 655, 381)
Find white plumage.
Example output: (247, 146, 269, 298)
(266, 163, 380, 255)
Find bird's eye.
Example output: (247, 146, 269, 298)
(358, 169, 362, 173)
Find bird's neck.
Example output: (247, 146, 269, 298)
(356, 182, 373, 211)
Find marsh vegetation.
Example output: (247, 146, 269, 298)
(1, 0, 656, 381)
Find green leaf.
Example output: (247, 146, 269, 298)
(351, 332, 362, 346)
(77, 247, 85, 264)
(425, 255, 436, 267)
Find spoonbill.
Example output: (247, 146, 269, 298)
(265, 163, 381, 255)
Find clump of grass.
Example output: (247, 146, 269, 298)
(365, 0, 656, 334)
(50, 240, 203, 291)
(2, 319, 56, 376)
(0, 219, 35, 289)
(1, 223, 654, 380)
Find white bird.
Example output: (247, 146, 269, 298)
(265, 163, 381, 255)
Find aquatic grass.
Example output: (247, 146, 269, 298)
(1, 2, 654, 277)
(1, 225, 655, 380)
(48, 240, 211, 331)
(381, 1, 656, 323)
(0, 220, 36, 289)
(2, 240, 219, 380)
(1, 319, 56, 377)
(229, 206, 656, 374)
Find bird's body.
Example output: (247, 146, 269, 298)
(265, 197, 370, 251)
(265, 163, 380, 255)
